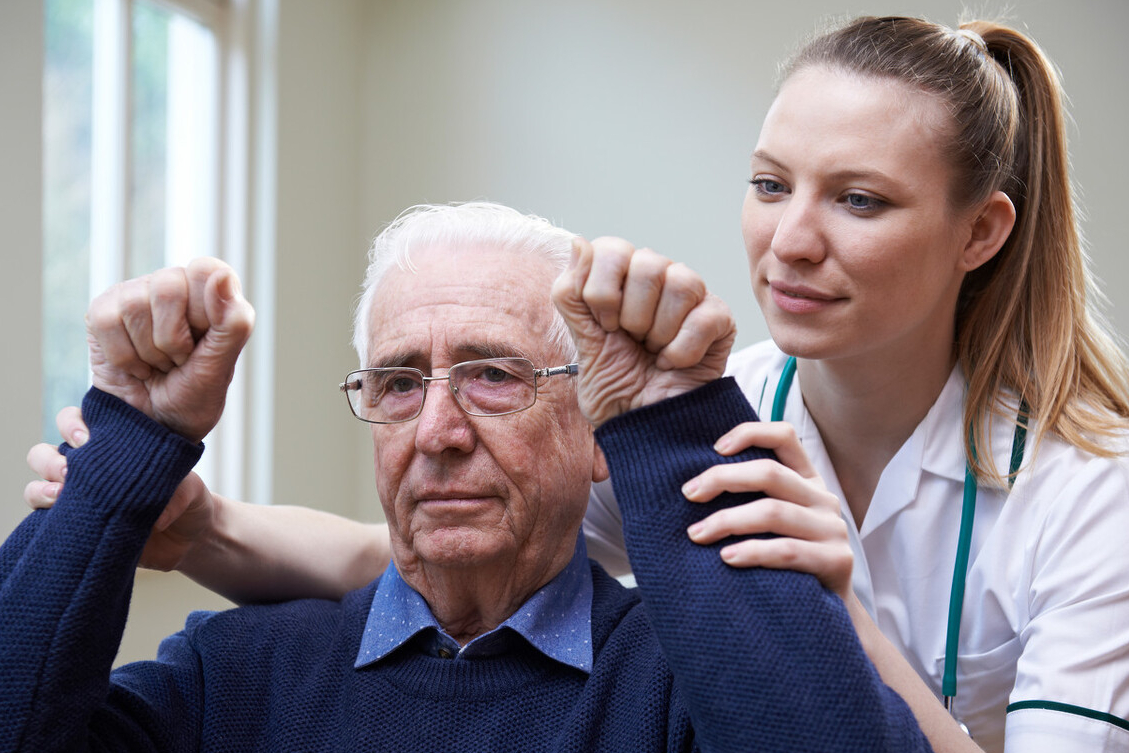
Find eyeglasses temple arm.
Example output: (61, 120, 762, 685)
(537, 363, 579, 378)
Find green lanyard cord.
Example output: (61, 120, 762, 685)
(942, 401, 1029, 703)
(942, 462, 979, 701)
(772, 356, 798, 423)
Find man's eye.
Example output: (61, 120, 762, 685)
(481, 367, 512, 383)
(389, 376, 419, 393)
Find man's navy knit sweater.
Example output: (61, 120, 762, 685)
(0, 379, 930, 752)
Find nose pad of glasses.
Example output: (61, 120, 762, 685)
(414, 378, 476, 451)
(445, 381, 483, 419)
(418, 375, 466, 420)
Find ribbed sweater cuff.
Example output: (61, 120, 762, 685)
(59, 387, 204, 525)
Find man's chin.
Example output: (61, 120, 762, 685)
(412, 527, 513, 569)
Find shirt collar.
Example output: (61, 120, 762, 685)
(918, 365, 969, 483)
(354, 533, 593, 674)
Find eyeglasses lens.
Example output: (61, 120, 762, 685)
(451, 359, 536, 416)
(344, 358, 538, 423)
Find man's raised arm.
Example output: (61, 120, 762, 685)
(0, 259, 252, 751)
(553, 237, 931, 752)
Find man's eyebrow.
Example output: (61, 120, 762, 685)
(365, 344, 536, 371)
(456, 343, 534, 362)
(366, 351, 420, 370)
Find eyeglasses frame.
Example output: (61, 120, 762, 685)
(339, 357, 579, 424)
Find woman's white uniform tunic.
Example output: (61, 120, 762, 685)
(584, 339, 1129, 752)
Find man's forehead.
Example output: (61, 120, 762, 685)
(365, 246, 560, 368)
(367, 339, 538, 369)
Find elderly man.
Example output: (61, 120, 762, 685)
(1, 203, 927, 751)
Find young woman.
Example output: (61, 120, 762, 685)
(27, 15, 1129, 753)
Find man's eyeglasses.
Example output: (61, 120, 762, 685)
(339, 357, 579, 424)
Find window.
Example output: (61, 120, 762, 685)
(43, 0, 251, 499)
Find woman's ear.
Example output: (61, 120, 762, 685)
(960, 190, 1016, 272)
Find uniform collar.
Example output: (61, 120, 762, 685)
(919, 366, 968, 484)
(772, 358, 970, 536)
(354, 533, 593, 674)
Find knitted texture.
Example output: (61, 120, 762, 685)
(0, 384, 931, 752)
(0, 388, 202, 753)
(597, 378, 931, 752)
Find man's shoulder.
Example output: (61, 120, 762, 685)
(183, 581, 376, 660)
(589, 562, 663, 659)
(587, 561, 680, 710)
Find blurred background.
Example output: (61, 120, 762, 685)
(2, 0, 1126, 663)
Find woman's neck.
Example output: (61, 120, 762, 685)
(796, 342, 956, 528)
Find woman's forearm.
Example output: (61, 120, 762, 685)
(845, 593, 984, 753)
(178, 496, 390, 604)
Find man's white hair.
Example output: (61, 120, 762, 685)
(352, 202, 578, 366)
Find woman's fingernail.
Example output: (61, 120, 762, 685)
(687, 521, 704, 538)
(714, 436, 732, 453)
(73, 429, 89, 447)
(682, 479, 700, 498)
(46, 483, 61, 500)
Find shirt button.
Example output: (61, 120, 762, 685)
(437, 647, 454, 659)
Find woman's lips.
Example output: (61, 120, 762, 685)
(769, 282, 843, 314)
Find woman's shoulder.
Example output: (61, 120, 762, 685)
(1009, 423, 1129, 529)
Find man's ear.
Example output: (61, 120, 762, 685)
(960, 190, 1016, 272)
(592, 444, 609, 483)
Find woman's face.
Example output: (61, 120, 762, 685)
(743, 66, 977, 367)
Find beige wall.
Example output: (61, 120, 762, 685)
(272, 0, 370, 515)
(0, 4, 43, 545)
(356, 0, 1129, 353)
(3, 0, 1128, 664)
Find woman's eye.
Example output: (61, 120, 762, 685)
(750, 178, 788, 196)
(845, 193, 885, 212)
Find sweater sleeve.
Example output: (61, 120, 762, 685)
(0, 388, 205, 753)
(595, 377, 932, 753)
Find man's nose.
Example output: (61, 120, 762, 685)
(413, 379, 476, 455)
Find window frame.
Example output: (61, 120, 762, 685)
(44, 0, 276, 504)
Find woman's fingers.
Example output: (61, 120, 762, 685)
(55, 405, 88, 448)
(679, 439, 853, 599)
(27, 442, 67, 483)
(682, 457, 833, 510)
(26, 406, 91, 510)
(713, 420, 819, 479)
(25, 443, 68, 509)
(24, 479, 62, 509)
(687, 495, 846, 545)
(686, 494, 853, 599)
(716, 536, 854, 597)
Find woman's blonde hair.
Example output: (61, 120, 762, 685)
(786, 16, 1129, 480)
